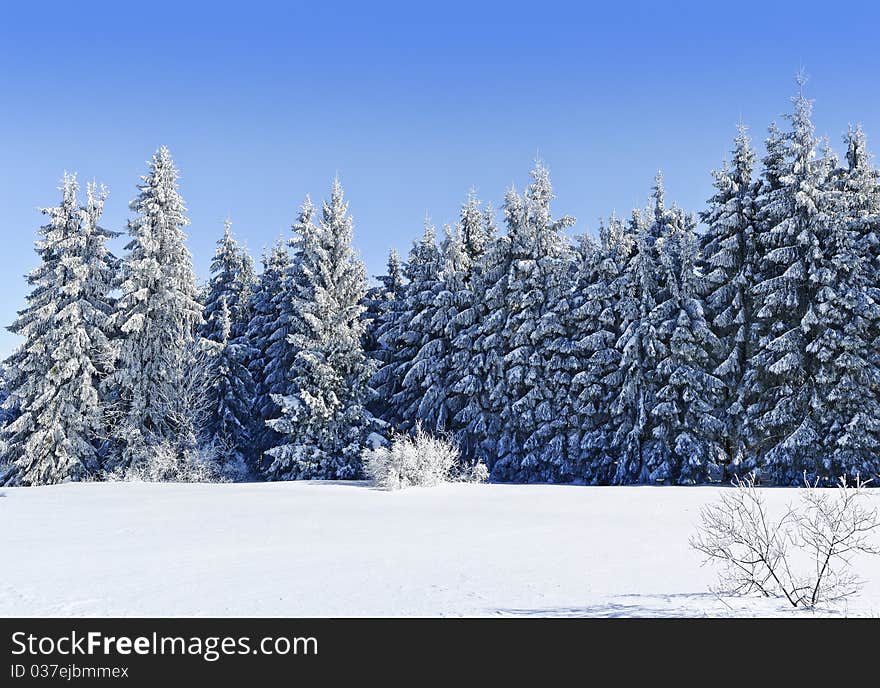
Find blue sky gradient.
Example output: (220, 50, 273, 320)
(2, 1, 880, 355)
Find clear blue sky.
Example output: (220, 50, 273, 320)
(2, 0, 879, 357)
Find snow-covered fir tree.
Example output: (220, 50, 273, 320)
(566, 214, 634, 483)
(554, 232, 601, 480)
(807, 126, 880, 478)
(391, 193, 497, 439)
(396, 224, 467, 432)
(363, 248, 405, 395)
(204, 296, 256, 478)
(2, 175, 117, 485)
(699, 125, 759, 473)
(202, 220, 257, 343)
(611, 172, 710, 484)
(245, 239, 292, 463)
(742, 83, 833, 483)
(490, 163, 575, 482)
(371, 221, 443, 432)
(609, 193, 665, 484)
(107, 147, 203, 469)
(442, 194, 497, 451)
(451, 211, 511, 465)
(417, 196, 496, 457)
(646, 211, 724, 483)
(265, 179, 380, 480)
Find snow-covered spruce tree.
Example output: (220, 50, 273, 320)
(397, 193, 496, 440)
(202, 219, 257, 343)
(245, 239, 292, 462)
(555, 232, 601, 480)
(698, 125, 759, 473)
(1, 175, 117, 485)
(807, 127, 880, 479)
(566, 214, 635, 483)
(398, 223, 469, 433)
(646, 212, 725, 484)
(443, 196, 499, 459)
(265, 179, 380, 480)
(106, 147, 203, 469)
(203, 296, 256, 478)
(490, 163, 575, 483)
(371, 222, 443, 432)
(363, 248, 405, 411)
(609, 201, 665, 484)
(742, 85, 833, 483)
(452, 209, 511, 467)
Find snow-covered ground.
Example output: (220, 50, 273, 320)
(2, 481, 879, 617)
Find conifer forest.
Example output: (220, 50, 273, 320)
(4, 83, 880, 489)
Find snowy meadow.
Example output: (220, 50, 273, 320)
(3, 481, 879, 617)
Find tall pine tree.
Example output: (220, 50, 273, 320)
(371, 222, 443, 432)
(743, 82, 832, 483)
(246, 239, 292, 465)
(107, 147, 203, 468)
(2, 176, 116, 485)
(202, 220, 257, 343)
(699, 125, 759, 472)
(266, 179, 380, 479)
(490, 163, 575, 482)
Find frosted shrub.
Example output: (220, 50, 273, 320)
(456, 459, 489, 484)
(363, 427, 486, 490)
(106, 440, 228, 484)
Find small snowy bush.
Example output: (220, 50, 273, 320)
(457, 460, 490, 484)
(363, 427, 487, 490)
(106, 440, 229, 484)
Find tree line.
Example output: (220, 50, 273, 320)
(3, 82, 880, 487)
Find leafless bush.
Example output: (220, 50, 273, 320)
(793, 478, 880, 607)
(691, 474, 880, 609)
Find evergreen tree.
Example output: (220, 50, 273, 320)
(808, 126, 880, 478)
(202, 220, 257, 343)
(107, 147, 203, 468)
(245, 239, 292, 463)
(610, 206, 662, 484)
(743, 83, 831, 483)
(567, 214, 634, 483)
(453, 209, 512, 465)
(444, 197, 498, 458)
(646, 212, 724, 483)
(371, 222, 443, 432)
(2, 176, 116, 485)
(490, 163, 575, 482)
(363, 248, 405, 388)
(266, 179, 379, 479)
(397, 224, 467, 432)
(204, 296, 257, 477)
(699, 125, 759, 472)
(395, 193, 497, 439)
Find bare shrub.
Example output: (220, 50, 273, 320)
(691, 474, 880, 609)
(793, 478, 880, 607)
(363, 426, 487, 491)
